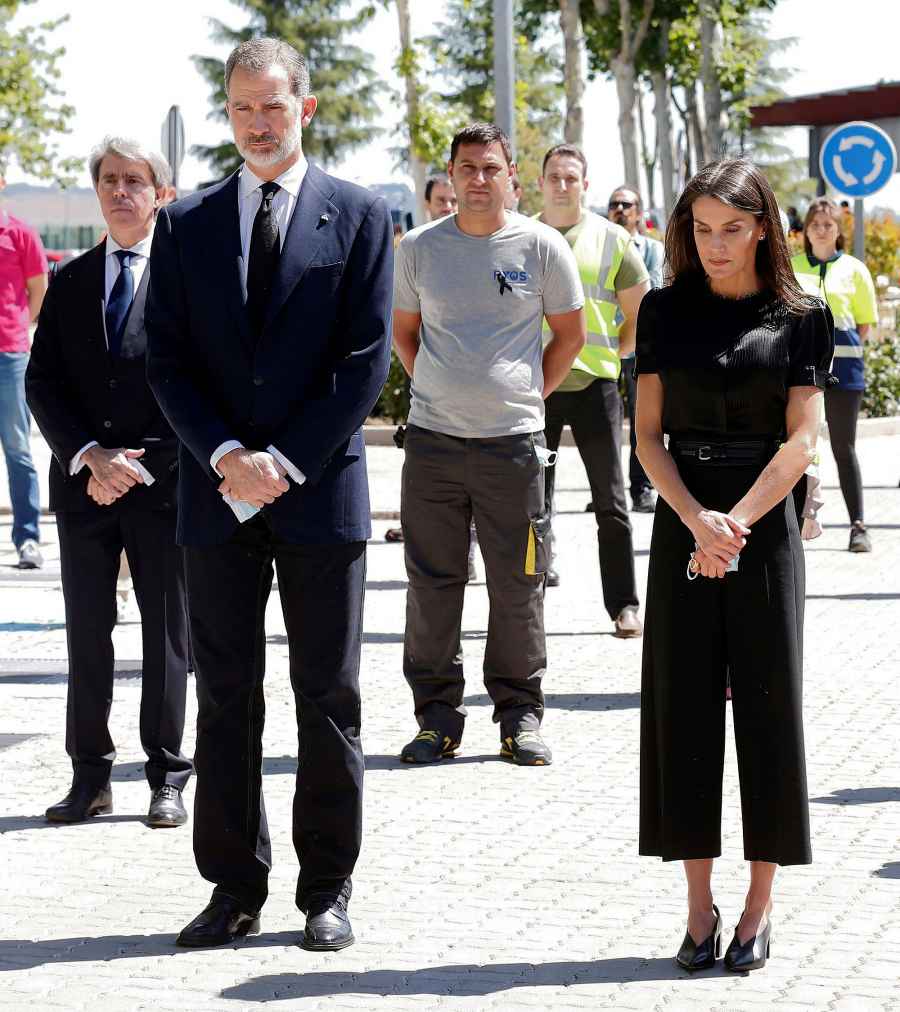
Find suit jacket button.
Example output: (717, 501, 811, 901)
(103, 420, 112, 428)
(169, 461, 178, 471)
(109, 379, 118, 389)
(253, 376, 264, 386)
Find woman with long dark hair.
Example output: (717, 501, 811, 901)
(792, 198, 877, 552)
(634, 160, 834, 974)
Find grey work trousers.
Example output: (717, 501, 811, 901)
(401, 424, 548, 743)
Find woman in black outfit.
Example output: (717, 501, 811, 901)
(634, 160, 834, 974)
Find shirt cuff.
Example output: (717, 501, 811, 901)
(70, 441, 99, 476)
(267, 445, 306, 485)
(211, 440, 245, 476)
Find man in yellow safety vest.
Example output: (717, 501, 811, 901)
(537, 144, 650, 637)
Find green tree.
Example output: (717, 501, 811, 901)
(423, 0, 564, 214)
(192, 0, 382, 181)
(0, 0, 80, 183)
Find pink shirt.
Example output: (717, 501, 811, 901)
(0, 209, 48, 353)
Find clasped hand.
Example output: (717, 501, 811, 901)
(84, 446, 145, 501)
(689, 509, 750, 579)
(217, 448, 289, 508)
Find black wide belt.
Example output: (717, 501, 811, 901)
(670, 438, 778, 466)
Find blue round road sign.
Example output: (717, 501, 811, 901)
(820, 121, 897, 198)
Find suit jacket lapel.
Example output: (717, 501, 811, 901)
(263, 163, 339, 333)
(202, 171, 251, 349)
(80, 242, 112, 362)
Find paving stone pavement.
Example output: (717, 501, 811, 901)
(0, 431, 898, 1011)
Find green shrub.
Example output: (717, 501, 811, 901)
(862, 329, 900, 418)
(373, 352, 411, 422)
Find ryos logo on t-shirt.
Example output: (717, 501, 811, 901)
(493, 268, 531, 295)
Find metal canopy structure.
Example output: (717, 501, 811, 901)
(750, 81, 900, 129)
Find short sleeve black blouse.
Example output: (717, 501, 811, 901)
(634, 275, 835, 440)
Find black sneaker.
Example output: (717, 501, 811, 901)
(848, 522, 871, 553)
(631, 490, 656, 513)
(400, 729, 459, 763)
(500, 728, 552, 766)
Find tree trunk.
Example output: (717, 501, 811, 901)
(686, 79, 709, 168)
(395, 0, 427, 224)
(612, 56, 641, 189)
(699, 0, 725, 158)
(558, 0, 585, 146)
(651, 69, 675, 218)
(636, 81, 657, 210)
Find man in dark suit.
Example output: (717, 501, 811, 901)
(146, 38, 392, 951)
(26, 137, 192, 828)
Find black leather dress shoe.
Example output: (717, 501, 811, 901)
(147, 785, 188, 828)
(45, 781, 112, 823)
(176, 896, 260, 948)
(724, 916, 771, 973)
(300, 893, 354, 951)
(676, 904, 722, 971)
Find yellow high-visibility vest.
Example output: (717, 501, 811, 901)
(539, 211, 629, 382)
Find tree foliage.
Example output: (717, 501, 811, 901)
(192, 0, 381, 181)
(423, 0, 564, 214)
(0, 0, 80, 184)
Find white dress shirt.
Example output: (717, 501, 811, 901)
(70, 231, 154, 475)
(210, 157, 309, 488)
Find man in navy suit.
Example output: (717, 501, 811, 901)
(146, 37, 392, 951)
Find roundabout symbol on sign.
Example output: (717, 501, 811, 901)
(820, 121, 897, 198)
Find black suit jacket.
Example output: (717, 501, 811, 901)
(25, 241, 179, 513)
(145, 162, 393, 547)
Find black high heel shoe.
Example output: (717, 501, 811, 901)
(675, 904, 722, 971)
(724, 915, 772, 973)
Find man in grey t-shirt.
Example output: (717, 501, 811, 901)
(393, 122, 585, 767)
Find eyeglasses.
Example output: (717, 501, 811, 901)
(608, 200, 635, 211)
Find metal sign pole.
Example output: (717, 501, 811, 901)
(853, 198, 865, 261)
(493, 0, 515, 153)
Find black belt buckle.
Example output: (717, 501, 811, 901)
(697, 445, 712, 461)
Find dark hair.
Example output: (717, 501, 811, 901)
(665, 159, 812, 314)
(802, 197, 845, 257)
(225, 37, 310, 99)
(449, 123, 513, 166)
(541, 143, 588, 178)
(424, 175, 450, 202)
(609, 184, 642, 212)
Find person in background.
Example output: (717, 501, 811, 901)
(393, 123, 585, 767)
(792, 197, 877, 553)
(0, 175, 47, 569)
(26, 137, 191, 828)
(608, 184, 664, 514)
(636, 159, 833, 975)
(537, 147, 649, 640)
(425, 174, 458, 220)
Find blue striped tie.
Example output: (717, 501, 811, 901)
(106, 250, 135, 357)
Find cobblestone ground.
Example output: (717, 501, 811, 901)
(0, 432, 898, 1011)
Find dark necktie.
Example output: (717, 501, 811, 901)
(247, 181, 282, 338)
(106, 250, 135, 357)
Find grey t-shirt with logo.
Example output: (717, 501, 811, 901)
(393, 212, 584, 438)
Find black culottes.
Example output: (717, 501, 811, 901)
(639, 460, 812, 866)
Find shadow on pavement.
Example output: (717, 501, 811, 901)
(464, 692, 639, 712)
(0, 930, 302, 970)
(0, 622, 66, 632)
(822, 523, 900, 530)
(0, 813, 147, 833)
(219, 958, 717, 1000)
(805, 592, 900, 600)
(874, 862, 900, 879)
(810, 787, 900, 805)
(365, 580, 408, 591)
(364, 753, 502, 769)
(0, 659, 143, 685)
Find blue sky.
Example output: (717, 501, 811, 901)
(6, 0, 900, 209)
